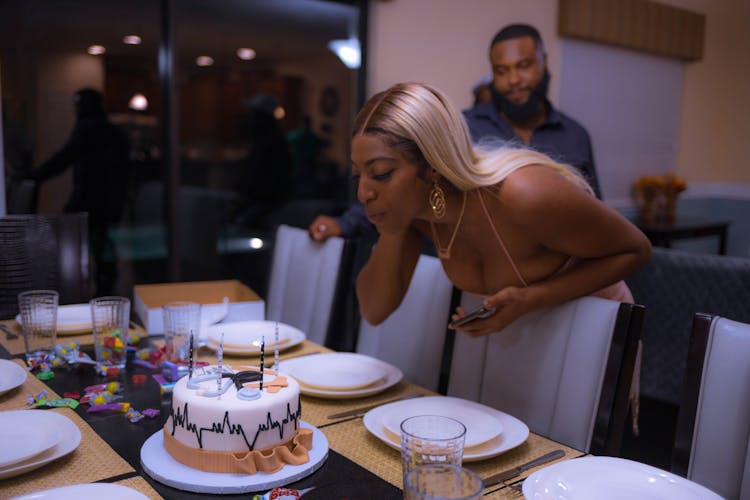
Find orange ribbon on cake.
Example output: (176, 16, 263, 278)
(163, 427, 313, 474)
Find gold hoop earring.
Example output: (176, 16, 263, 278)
(429, 180, 447, 219)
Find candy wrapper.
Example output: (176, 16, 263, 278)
(252, 487, 315, 500)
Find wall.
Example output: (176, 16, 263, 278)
(367, 0, 750, 201)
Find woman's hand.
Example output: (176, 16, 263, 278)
(449, 286, 532, 337)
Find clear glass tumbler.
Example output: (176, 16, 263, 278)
(401, 415, 467, 489)
(90, 296, 130, 369)
(18, 290, 59, 362)
(162, 301, 201, 363)
(404, 464, 484, 500)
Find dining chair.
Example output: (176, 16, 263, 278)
(355, 254, 454, 392)
(672, 313, 750, 500)
(0, 213, 91, 319)
(265, 224, 351, 346)
(447, 294, 643, 455)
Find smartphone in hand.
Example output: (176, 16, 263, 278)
(448, 305, 496, 329)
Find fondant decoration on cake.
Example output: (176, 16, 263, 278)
(164, 364, 312, 474)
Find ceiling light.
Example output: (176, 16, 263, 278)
(128, 93, 149, 111)
(328, 38, 360, 69)
(237, 48, 256, 61)
(196, 56, 214, 67)
(87, 45, 106, 55)
(273, 106, 286, 120)
(123, 35, 142, 45)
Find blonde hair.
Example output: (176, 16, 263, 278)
(353, 82, 592, 194)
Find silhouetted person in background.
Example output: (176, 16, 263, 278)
(235, 93, 291, 228)
(287, 115, 325, 198)
(28, 88, 130, 295)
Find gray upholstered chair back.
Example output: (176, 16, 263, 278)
(448, 295, 642, 455)
(0, 214, 91, 319)
(265, 224, 348, 346)
(673, 314, 750, 499)
(626, 247, 750, 405)
(356, 254, 453, 392)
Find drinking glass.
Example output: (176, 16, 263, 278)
(90, 296, 130, 369)
(17, 290, 59, 362)
(404, 464, 484, 500)
(401, 415, 466, 488)
(162, 301, 201, 363)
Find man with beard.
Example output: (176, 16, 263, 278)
(464, 24, 601, 198)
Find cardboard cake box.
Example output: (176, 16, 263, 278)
(134, 280, 265, 334)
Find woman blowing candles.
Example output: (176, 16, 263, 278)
(353, 82, 651, 337)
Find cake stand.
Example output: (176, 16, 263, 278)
(141, 421, 328, 494)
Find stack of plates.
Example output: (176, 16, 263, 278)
(16, 304, 93, 335)
(363, 396, 529, 462)
(523, 456, 724, 499)
(280, 352, 403, 399)
(0, 410, 82, 479)
(0, 359, 27, 396)
(205, 321, 305, 355)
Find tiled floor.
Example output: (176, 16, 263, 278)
(620, 397, 680, 471)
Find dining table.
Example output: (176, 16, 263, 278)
(0, 294, 586, 499)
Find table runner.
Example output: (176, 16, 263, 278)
(0, 319, 147, 356)
(0, 407, 135, 497)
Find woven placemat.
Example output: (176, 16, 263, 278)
(301, 381, 433, 428)
(0, 319, 147, 355)
(0, 407, 135, 498)
(0, 359, 61, 411)
(113, 475, 164, 499)
(323, 418, 583, 492)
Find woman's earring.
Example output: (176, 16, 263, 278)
(429, 179, 447, 219)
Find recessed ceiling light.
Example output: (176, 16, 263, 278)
(87, 45, 106, 55)
(236, 48, 256, 61)
(196, 56, 214, 67)
(123, 35, 142, 45)
(128, 93, 149, 111)
(273, 106, 285, 120)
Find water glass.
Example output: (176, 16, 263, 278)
(18, 290, 59, 361)
(404, 464, 484, 500)
(90, 296, 130, 369)
(401, 415, 467, 488)
(162, 301, 201, 363)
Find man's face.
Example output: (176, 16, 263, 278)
(489, 36, 545, 106)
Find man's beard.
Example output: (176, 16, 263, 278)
(490, 69, 551, 125)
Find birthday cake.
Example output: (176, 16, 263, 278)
(163, 365, 313, 474)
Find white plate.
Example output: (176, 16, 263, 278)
(363, 396, 529, 462)
(280, 353, 403, 399)
(288, 354, 388, 391)
(0, 411, 59, 468)
(0, 410, 81, 479)
(0, 359, 27, 396)
(205, 321, 305, 355)
(12, 483, 149, 500)
(141, 421, 328, 494)
(523, 456, 724, 500)
(16, 304, 92, 335)
(379, 397, 503, 448)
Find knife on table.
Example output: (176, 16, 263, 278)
(484, 449, 565, 487)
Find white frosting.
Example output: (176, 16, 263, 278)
(164, 367, 301, 452)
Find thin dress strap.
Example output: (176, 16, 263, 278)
(476, 189, 529, 287)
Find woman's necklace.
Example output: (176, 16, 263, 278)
(430, 191, 467, 259)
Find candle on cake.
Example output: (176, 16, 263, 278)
(274, 321, 279, 376)
(188, 332, 194, 380)
(259, 335, 265, 391)
(217, 332, 224, 391)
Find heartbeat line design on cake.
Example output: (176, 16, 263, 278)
(168, 397, 303, 451)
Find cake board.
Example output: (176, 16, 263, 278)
(141, 421, 328, 494)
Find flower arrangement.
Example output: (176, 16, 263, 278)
(631, 173, 687, 226)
